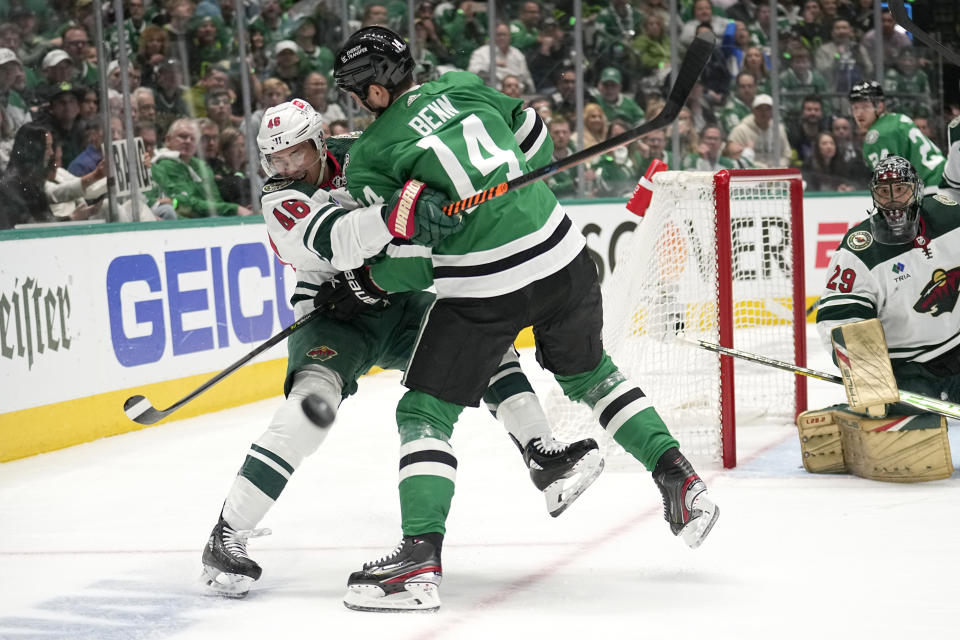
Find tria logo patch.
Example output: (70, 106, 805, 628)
(307, 345, 338, 360)
(892, 262, 905, 273)
(913, 267, 960, 316)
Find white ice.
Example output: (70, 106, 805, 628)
(1, 325, 958, 639)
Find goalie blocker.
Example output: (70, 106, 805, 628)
(797, 319, 952, 482)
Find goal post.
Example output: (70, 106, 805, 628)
(544, 168, 807, 469)
(713, 168, 807, 467)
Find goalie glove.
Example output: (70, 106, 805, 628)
(384, 179, 464, 247)
(314, 267, 387, 322)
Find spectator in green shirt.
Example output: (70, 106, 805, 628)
(720, 71, 756, 135)
(593, 66, 645, 127)
(510, 1, 542, 53)
(151, 118, 253, 218)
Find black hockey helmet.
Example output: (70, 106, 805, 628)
(869, 155, 922, 244)
(334, 26, 414, 98)
(849, 80, 884, 104)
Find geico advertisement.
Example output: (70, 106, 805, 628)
(1, 227, 295, 412)
(564, 195, 871, 297)
(0, 196, 869, 412)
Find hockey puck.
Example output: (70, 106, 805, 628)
(301, 395, 336, 428)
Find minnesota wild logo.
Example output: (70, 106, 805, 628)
(914, 267, 960, 316)
(847, 230, 873, 251)
(307, 345, 338, 360)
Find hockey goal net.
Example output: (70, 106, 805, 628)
(545, 169, 807, 468)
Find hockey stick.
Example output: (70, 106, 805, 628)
(122, 306, 326, 425)
(888, 0, 960, 67)
(682, 336, 960, 420)
(441, 30, 716, 216)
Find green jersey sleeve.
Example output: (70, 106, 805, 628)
(863, 112, 945, 188)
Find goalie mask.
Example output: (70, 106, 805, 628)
(257, 99, 327, 181)
(869, 155, 922, 244)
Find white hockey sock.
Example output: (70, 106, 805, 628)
(497, 391, 551, 449)
(222, 367, 341, 530)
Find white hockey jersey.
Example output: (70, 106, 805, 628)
(260, 137, 393, 317)
(816, 193, 960, 371)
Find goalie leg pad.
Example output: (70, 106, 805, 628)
(835, 408, 953, 482)
(796, 408, 847, 474)
(830, 319, 900, 417)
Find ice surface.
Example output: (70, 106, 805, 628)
(1, 326, 957, 639)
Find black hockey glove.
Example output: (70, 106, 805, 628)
(314, 267, 387, 322)
(383, 179, 464, 247)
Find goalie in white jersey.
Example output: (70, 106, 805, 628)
(200, 99, 604, 598)
(800, 155, 959, 481)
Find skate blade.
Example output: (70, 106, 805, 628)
(679, 494, 720, 549)
(343, 580, 441, 613)
(200, 565, 255, 598)
(545, 451, 605, 518)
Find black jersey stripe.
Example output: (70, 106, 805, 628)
(598, 387, 646, 429)
(433, 215, 573, 279)
(518, 111, 544, 154)
(399, 450, 458, 470)
(816, 304, 877, 323)
(819, 293, 876, 308)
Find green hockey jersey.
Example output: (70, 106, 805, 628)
(345, 71, 584, 298)
(861, 112, 945, 188)
(816, 193, 960, 369)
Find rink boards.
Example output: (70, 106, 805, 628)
(0, 193, 871, 461)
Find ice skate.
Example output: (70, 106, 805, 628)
(523, 436, 604, 517)
(200, 514, 271, 598)
(343, 534, 443, 613)
(652, 448, 719, 549)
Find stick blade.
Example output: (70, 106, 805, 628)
(123, 395, 166, 425)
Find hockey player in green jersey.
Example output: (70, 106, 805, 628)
(849, 80, 945, 189)
(333, 26, 719, 612)
(200, 99, 603, 598)
(817, 155, 960, 401)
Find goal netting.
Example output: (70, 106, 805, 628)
(544, 169, 807, 468)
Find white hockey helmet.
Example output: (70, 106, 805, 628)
(257, 99, 327, 178)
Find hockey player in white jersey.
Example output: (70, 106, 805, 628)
(816, 154, 960, 393)
(798, 155, 958, 481)
(200, 99, 604, 598)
